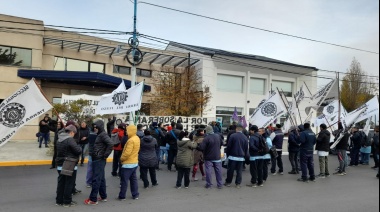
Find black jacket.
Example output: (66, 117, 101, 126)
(199, 133, 223, 161)
(336, 132, 350, 150)
(92, 120, 114, 161)
(106, 117, 116, 135)
(226, 132, 249, 158)
(78, 127, 90, 145)
(39, 120, 50, 133)
(316, 129, 331, 152)
(351, 131, 362, 149)
(288, 130, 300, 153)
(165, 129, 181, 150)
(139, 136, 159, 168)
(55, 131, 82, 167)
(249, 133, 261, 157)
(298, 129, 316, 154)
(272, 129, 285, 150)
(149, 125, 166, 146)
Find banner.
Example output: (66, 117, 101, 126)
(61, 94, 101, 116)
(0, 80, 52, 147)
(113, 115, 215, 132)
(249, 91, 287, 128)
(354, 96, 379, 124)
(96, 81, 144, 115)
(306, 79, 338, 114)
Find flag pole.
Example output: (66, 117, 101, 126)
(323, 115, 335, 132)
(282, 88, 298, 126)
(337, 72, 341, 123)
(277, 88, 296, 128)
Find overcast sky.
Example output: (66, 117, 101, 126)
(1, 0, 379, 86)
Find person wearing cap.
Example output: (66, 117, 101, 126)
(349, 126, 362, 166)
(288, 126, 300, 175)
(247, 125, 265, 188)
(149, 122, 166, 170)
(270, 124, 285, 175)
(224, 124, 249, 189)
(316, 124, 331, 178)
(55, 125, 82, 207)
(296, 123, 317, 183)
(84, 119, 114, 205)
(199, 126, 224, 189)
(111, 123, 127, 177)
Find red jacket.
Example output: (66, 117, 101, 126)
(112, 128, 125, 151)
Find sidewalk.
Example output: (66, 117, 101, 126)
(0, 140, 113, 167)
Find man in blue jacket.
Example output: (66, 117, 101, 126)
(270, 124, 285, 175)
(247, 125, 264, 187)
(288, 126, 300, 175)
(224, 124, 249, 189)
(297, 123, 317, 183)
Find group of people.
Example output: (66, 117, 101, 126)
(50, 115, 380, 207)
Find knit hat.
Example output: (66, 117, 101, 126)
(205, 126, 214, 134)
(65, 125, 77, 134)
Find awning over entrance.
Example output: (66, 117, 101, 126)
(17, 70, 151, 91)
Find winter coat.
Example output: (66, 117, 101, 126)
(373, 132, 379, 155)
(351, 131, 362, 149)
(298, 129, 316, 154)
(249, 133, 261, 157)
(288, 130, 300, 153)
(39, 119, 50, 133)
(106, 117, 116, 135)
(166, 128, 181, 150)
(316, 129, 331, 152)
(112, 128, 125, 151)
(193, 135, 205, 164)
(92, 120, 114, 161)
(226, 132, 249, 158)
(55, 131, 82, 167)
(149, 125, 165, 146)
(139, 135, 158, 168)
(336, 132, 350, 150)
(78, 126, 90, 145)
(271, 129, 285, 151)
(199, 133, 223, 161)
(176, 138, 198, 168)
(121, 125, 141, 165)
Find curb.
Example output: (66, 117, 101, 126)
(0, 158, 114, 167)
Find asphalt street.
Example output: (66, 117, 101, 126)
(0, 156, 378, 212)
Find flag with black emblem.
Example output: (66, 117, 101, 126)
(0, 79, 52, 148)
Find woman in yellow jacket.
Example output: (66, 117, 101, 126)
(118, 125, 141, 201)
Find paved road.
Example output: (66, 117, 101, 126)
(0, 156, 378, 212)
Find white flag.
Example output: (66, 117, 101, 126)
(342, 105, 368, 128)
(308, 79, 339, 111)
(354, 96, 379, 124)
(249, 91, 287, 128)
(0, 80, 52, 148)
(96, 81, 144, 115)
(363, 118, 371, 136)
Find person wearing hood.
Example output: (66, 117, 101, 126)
(139, 130, 159, 189)
(50, 121, 64, 169)
(316, 124, 331, 178)
(84, 120, 114, 205)
(118, 125, 141, 200)
(79, 121, 90, 166)
(111, 123, 127, 177)
(166, 122, 182, 172)
(149, 122, 166, 170)
(175, 131, 198, 189)
(55, 125, 82, 207)
(296, 123, 317, 183)
(288, 126, 300, 175)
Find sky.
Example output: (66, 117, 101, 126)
(1, 0, 379, 87)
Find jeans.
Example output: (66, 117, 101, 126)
(119, 167, 139, 199)
(167, 148, 177, 171)
(300, 152, 315, 180)
(79, 144, 89, 165)
(112, 150, 122, 176)
(176, 168, 191, 187)
(337, 149, 347, 173)
(160, 146, 168, 164)
(319, 156, 330, 175)
(263, 159, 270, 181)
(140, 166, 157, 188)
(289, 151, 300, 172)
(192, 162, 205, 178)
(350, 148, 360, 166)
(271, 151, 284, 173)
(250, 159, 264, 185)
(360, 152, 370, 164)
(89, 159, 107, 202)
(56, 170, 76, 205)
(204, 161, 223, 188)
(156, 148, 161, 169)
(86, 156, 93, 186)
(225, 160, 244, 185)
(39, 133, 49, 147)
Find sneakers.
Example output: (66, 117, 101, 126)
(86, 185, 92, 188)
(152, 183, 159, 187)
(192, 178, 199, 182)
(97, 197, 108, 202)
(272, 172, 277, 176)
(317, 174, 326, 179)
(279, 172, 284, 175)
(333, 172, 345, 176)
(175, 186, 181, 189)
(236, 184, 241, 189)
(309, 178, 316, 182)
(246, 183, 257, 188)
(84, 199, 98, 205)
(133, 197, 139, 200)
(258, 184, 264, 187)
(116, 197, 126, 201)
(202, 176, 206, 181)
(185, 187, 189, 189)
(288, 170, 298, 175)
(205, 185, 212, 189)
(63, 201, 77, 207)
(72, 189, 81, 195)
(224, 183, 231, 187)
(297, 178, 309, 183)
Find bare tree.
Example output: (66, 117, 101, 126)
(341, 58, 378, 112)
(149, 65, 211, 116)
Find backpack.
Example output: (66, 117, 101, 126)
(253, 134, 270, 156)
(111, 132, 121, 147)
(360, 131, 370, 147)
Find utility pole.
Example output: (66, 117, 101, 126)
(337, 72, 341, 124)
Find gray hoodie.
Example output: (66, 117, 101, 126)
(55, 131, 82, 167)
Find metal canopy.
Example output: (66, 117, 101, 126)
(44, 37, 200, 68)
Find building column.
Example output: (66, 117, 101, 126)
(245, 70, 250, 128)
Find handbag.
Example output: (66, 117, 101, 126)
(270, 145, 278, 159)
(61, 157, 78, 176)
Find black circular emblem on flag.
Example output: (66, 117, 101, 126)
(0, 103, 26, 128)
(261, 102, 277, 117)
(327, 105, 335, 114)
(112, 92, 129, 106)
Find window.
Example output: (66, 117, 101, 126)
(249, 108, 256, 115)
(271, 80, 293, 97)
(217, 74, 244, 93)
(114, 66, 131, 75)
(250, 78, 266, 95)
(53, 57, 105, 73)
(52, 97, 62, 104)
(137, 69, 152, 77)
(0, 45, 32, 67)
(216, 107, 243, 129)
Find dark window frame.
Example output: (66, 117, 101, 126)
(53, 56, 105, 73)
(0, 45, 32, 67)
(137, 68, 152, 77)
(113, 65, 131, 75)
